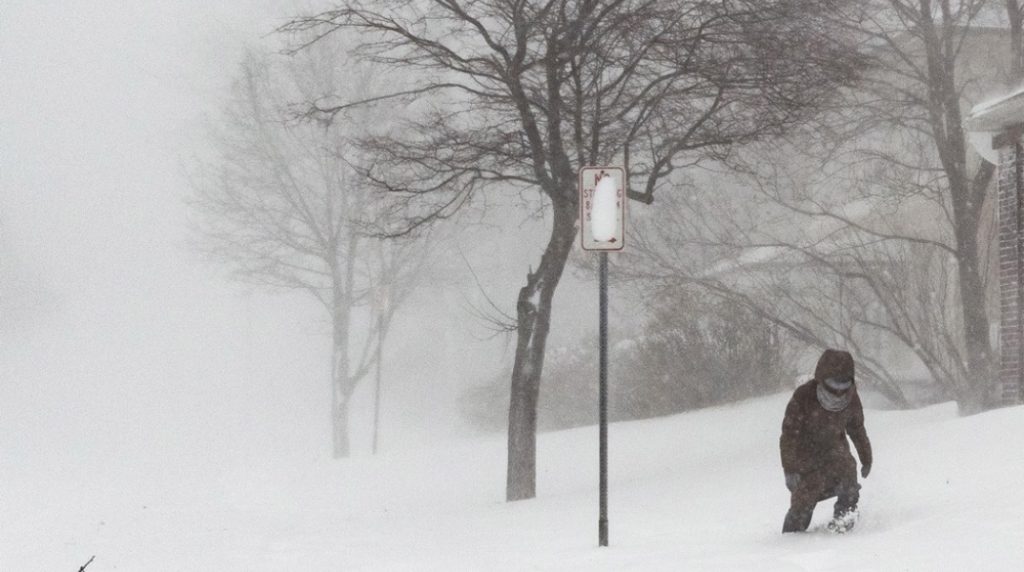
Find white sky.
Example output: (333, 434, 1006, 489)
(0, 1, 370, 477)
(0, 1, 617, 494)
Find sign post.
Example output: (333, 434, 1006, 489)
(580, 166, 625, 548)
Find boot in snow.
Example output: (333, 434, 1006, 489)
(827, 509, 859, 534)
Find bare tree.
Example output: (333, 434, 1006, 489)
(628, 0, 1024, 411)
(189, 45, 427, 457)
(850, 0, 997, 412)
(626, 172, 964, 408)
(795, 0, 1024, 411)
(280, 0, 863, 500)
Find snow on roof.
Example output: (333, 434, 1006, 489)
(968, 84, 1024, 131)
(702, 245, 791, 278)
(800, 196, 876, 244)
(701, 193, 941, 280)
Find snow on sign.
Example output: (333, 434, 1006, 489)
(580, 166, 626, 251)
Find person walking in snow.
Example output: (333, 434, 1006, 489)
(780, 349, 872, 533)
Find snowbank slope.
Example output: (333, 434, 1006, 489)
(6, 394, 1024, 570)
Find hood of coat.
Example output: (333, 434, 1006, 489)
(814, 349, 855, 381)
(814, 349, 856, 412)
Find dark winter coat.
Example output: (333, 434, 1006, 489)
(779, 350, 872, 477)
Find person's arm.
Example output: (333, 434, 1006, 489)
(780, 395, 806, 476)
(847, 392, 873, 477)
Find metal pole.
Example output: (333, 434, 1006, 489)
(599, 251, 609, 547)
(372, 313, 383, 454)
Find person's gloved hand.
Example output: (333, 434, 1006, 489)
(785, 473, 801, 492)
(861, 463, 871, 478)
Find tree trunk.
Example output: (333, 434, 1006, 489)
(1009, 0, 1024, 81)
(954, 220, 994, 413)
(921, 12, 995, 412)
(506, 199, 577, 501)
(942, 145, 996, 413)
(332, 395, 351, 458)
(332, 303, 352, 458)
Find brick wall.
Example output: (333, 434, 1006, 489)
(997, 136, 1024, 406)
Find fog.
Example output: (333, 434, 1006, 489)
(8, 2, 1024, 569)
(1, 1, 606, 490)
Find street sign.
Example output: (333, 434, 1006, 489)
(579, 166, 625, 547)
(580, 166, 626, 251)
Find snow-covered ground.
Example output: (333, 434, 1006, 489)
(5, 394, 1024, 571)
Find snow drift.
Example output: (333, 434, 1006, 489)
(5, 394, 1023, 570)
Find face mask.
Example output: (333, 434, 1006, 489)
(817, 379, 853, 412)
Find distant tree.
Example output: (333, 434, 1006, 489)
(619, 287, 791, 411)
(626, 0, 1024, 411)
(281, 0, 865, 500)
(189, 45, 428, 458)
(627, 184, 949, 408)
(461, 286, 792, 432)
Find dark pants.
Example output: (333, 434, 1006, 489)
(782, 455, 860, 533)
